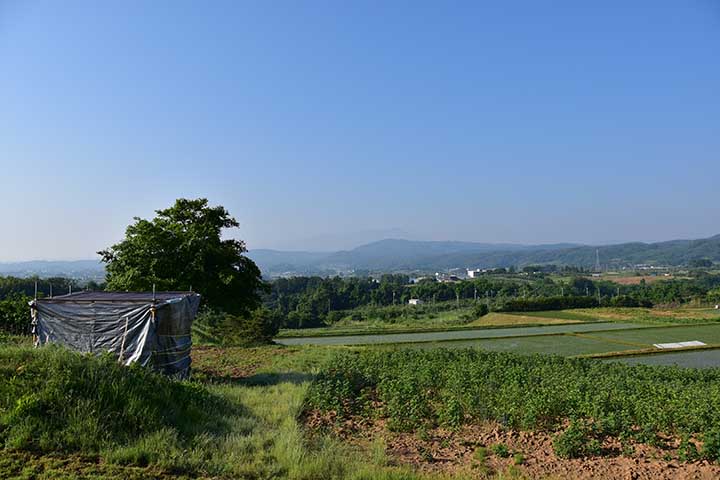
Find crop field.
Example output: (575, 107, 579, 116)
(408, 334, 639, 356)
(609, 349, 720, 368)
(277, 308, 588, 338)
(305, 349, 720, 471)
(581, 324, 720, 347)
(468, 311, 587, 326)
(573, 307, 720, 324)
(497, 310, 600, 322)
(275, 321, 646, 346)
(599, 274, 676, 285)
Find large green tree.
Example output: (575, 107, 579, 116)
(99, 198, 266, 314)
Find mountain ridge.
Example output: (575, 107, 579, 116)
(248, 235, 720, 275)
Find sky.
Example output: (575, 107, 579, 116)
(1, 1, 719, 260)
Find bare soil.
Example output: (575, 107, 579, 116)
(304, 410, 720, 479)
(600, 275, 674, 285)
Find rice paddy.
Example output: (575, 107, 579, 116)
(275, 312, 720, 366)
(274, 321, 646, 346)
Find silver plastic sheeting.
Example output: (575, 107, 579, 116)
(30, 292, 201, 378)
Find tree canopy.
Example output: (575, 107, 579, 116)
(99, 198, 266, 314)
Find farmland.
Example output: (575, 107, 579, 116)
(6, 316, 720, 478)
(5, 304, 720, 479)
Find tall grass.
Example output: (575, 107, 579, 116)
(0, 345, 230, 458)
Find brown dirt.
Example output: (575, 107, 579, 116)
(191, 345, 291, 381)
(304, 411, 720, 479)
(600, 275, 673, 285)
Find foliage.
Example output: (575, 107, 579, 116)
(702, 429, 720, 462)
(99, 198, 266, 315)
(552, 421, 602, 458)
(221, 307, 282, 345)
(269, 272, 720, 329)
(0, 293, 31, 335)
(500, 295, 599, 312)
(192, 307, 281, 346)
(490, 443, 510, 458)
(306, 349, 720, 458)
(473, 303, 489, 318)
(0, 276, 82, 300)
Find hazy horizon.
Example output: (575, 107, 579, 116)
(3, 231, 720, 263)
(2, 1, 719, 261)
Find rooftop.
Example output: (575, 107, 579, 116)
(34, 291, 198, 303)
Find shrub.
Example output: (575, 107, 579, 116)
(553, 421, 602, 458)
(703, 429, 720, 462)
(0, 293, 31, 335)
(490, 443, 510, 458)
(678, 435, 699, 462)
(473, 304, 489, 318)
(499, 296, 598, 312)
(217, 307, 281, 345)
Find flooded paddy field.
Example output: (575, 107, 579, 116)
(275, 321, 645, 346)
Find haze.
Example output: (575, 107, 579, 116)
(1, 1, 719, 261)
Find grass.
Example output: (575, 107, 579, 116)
(472, 311, 589, 325)
(5, 306, 720, 478)
(0, 342, 469, 479)
(574, 307, 720, 324)
(0, 345, 227, 457)
(501, 310, 600, 322)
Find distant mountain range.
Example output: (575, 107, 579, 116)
(3, 234, 719, 279)
(248, 235, 720, 276)
(0, 260, 105, 280)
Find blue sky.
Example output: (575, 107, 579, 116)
(1, 1, 719, 260)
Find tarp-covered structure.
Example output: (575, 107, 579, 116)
(30, 291, 201, 378)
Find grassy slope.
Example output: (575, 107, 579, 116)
(2, 343, 485, 480)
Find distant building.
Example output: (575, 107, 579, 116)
(434, 272, 460, 283)
(467, 269, 483, 278)
(408, 298, 423, 306)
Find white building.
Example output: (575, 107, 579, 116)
(467, 269, 483, 278)
(408, 298, 423, 306)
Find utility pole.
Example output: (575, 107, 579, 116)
(585, 286, 589, 296)
(561, 286, 564, 297)
(474, 287, 478, 302)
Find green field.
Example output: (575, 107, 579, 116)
(409, 334, 639, 356)
(582, 324, 720, 346)
(275, 322, 646, 346)
(609, 348, 720, 368)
